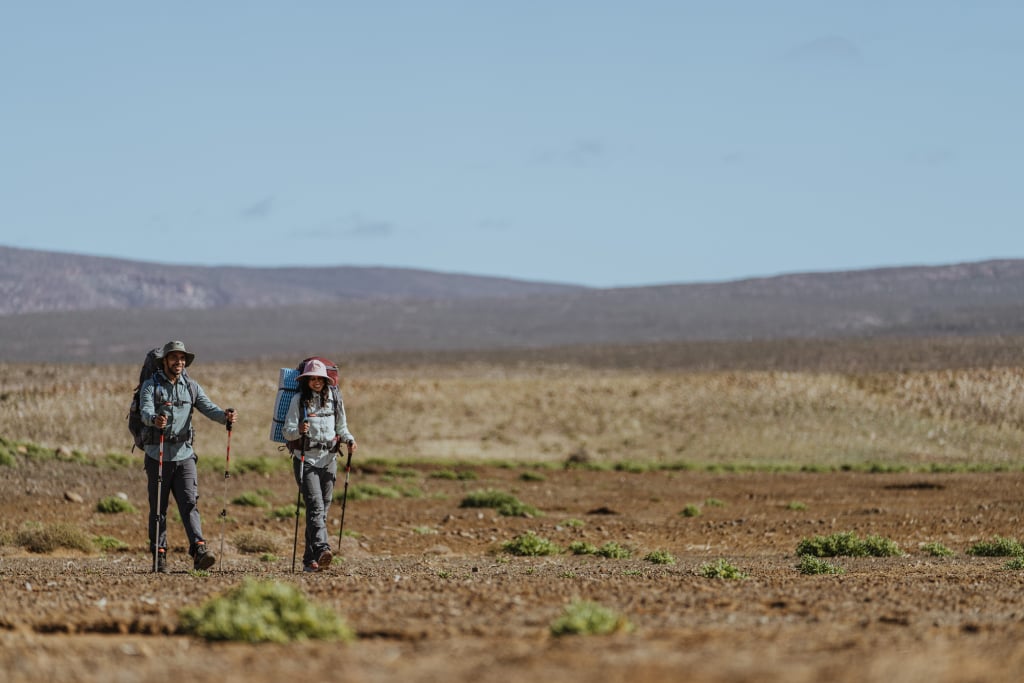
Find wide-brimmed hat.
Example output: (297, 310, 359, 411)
(159, 340, 195, 367)
(297, 358, 330, 382)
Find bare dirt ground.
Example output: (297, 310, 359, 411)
(3, 458, 1024, 683)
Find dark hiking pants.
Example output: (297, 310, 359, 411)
(293, 456, 337, 564)
(145, 454, 205, 556)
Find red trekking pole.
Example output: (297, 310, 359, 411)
(152, 399, 170, 573)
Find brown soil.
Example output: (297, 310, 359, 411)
(3, 459, 1024, 683)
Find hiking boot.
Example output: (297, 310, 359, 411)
(156, 549, 168, 573)
(303, 561, 320, 573)
(193, 542, 215, 571)
(317, 548, 333, 571)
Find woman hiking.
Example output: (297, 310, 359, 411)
(282, 358, 357, 572)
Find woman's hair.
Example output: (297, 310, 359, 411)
(299, 377, 331, 411)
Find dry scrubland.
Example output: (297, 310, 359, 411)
(5, 340, 1024, 683)
(3, 342, 1024, 469)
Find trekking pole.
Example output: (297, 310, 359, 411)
(218, 409, 234, 568)
(336, 440, 354, 553)
(152, 399, 170, 573)
(291, 418, 307, 573)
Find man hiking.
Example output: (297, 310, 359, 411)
(139, 340, 238, 572)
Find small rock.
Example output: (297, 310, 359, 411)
(116, 492, 129, 501)
(64, 491, 84, 503)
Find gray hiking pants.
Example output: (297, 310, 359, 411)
(293, 456, 337, 564)
(145, 454, 206, 556)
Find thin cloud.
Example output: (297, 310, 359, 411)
(345, 216, 394, 238)
(907, 147, 957, 167)
(241, 197, 275, 220)
(534, 138, 608, 167)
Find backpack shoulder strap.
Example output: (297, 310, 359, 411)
(179, 371, 199, 413)
(330, 385, 342, 421)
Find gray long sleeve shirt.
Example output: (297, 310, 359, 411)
(140, 371, 229, 462)
(282, 389, 354, 469)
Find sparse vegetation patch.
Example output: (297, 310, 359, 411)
(15, 523, 93, 554)
(96, 496, 136, 514)
(501, 531, 560, 556)
(966, 536, 1024, 557)
(550, 600, 632, 637)
(795, 532, 902, 558)
(179, 579, 354, 643)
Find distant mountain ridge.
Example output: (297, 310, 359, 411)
(4, 245, 1024, 363)
(0, 245, 586, 315)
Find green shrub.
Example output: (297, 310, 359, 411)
(699, 558, 746, 580)
(99, 453, 133, 469)
(567, 541, 598, 555)
(96, 496, 136, 514)
(519, 471, 546, 482)
(786, 501, 807, 511)
(270, 504, 300, 520)
(679, 504, 701, 518)
(16, 523, 93, 553)
(561, 518, 585, 528)
(643, 549, 676, 565)
(1003, 557, 1024, 570)
(0, 437, 15, 467)
(232, 491, 270, 508)
(860, 535, 904, 557)
(384, 467, 418, 479)
(594, 542, 631, 559)
(967, 536, 1024, 557)
(797, 555, 844, 575)
(550, 600, 632, 637)
(704, 498, 726, 508)
(179, 579, 354, 643)
(233, 457, 285, 476)
(429, 469, 478, 481)
(795, 532, 903, 558)
(501, 531, 561, 556)
(921, 541, 954, 557)
(796, 532, 862, 557)
(93, 535, 129, 552)
(460, 489, 518, 508)
(460, 489, 540, 517)
(348, 483, 401, 501)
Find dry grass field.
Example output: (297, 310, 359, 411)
(4, 338, 1024, 470)
(3, 339, 1024, 683)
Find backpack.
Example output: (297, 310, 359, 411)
(270, 356, 343, 451)
(127, 347, 199, 452)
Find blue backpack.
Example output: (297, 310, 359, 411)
(270, 356, 342, 450)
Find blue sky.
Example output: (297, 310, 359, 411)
(3, 2, 1023, 288)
